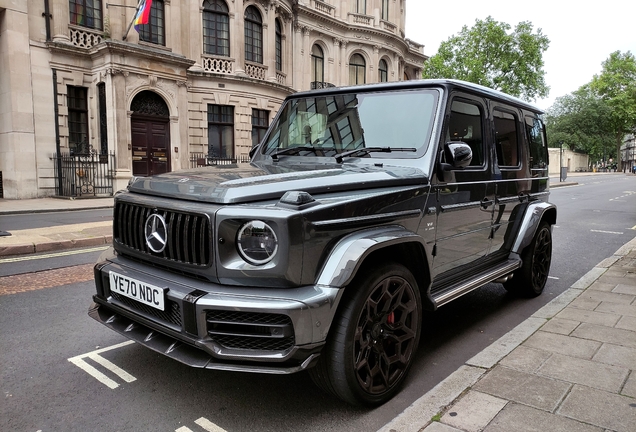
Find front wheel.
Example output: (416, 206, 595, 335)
(504, 221, 552, 297)
(309, 263, 422, 406)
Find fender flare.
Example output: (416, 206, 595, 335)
(315, 225, 431, 288)
(511, 201, 557, 254)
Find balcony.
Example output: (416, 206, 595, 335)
(348, 12, 373, 26)
(311, 81, 336, 90)
(245, 62, 267, 81)
(201, 55, 234, 74)
(69, 25, 103, 49)
(313, 0, 336, 17)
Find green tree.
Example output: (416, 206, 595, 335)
(590, 51, 636, 167)
(545, 86, 615, 163)
(422, 16, 550, 101)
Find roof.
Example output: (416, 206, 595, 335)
(290, 79, 543, 114)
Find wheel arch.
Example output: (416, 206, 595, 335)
(315, 225, 434, 310)
(511, 201, 557, 254)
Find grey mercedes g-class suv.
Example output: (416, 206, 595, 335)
(90, 79, 555, 406)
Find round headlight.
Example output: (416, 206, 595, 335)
(237, 220, 279, 265)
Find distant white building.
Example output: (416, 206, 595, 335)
(548, 148, 589, 175)
(0, 0, 426, 199)
(622, 134, 636, 173)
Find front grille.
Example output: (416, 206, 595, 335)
(114, 202, 212, 266)
(110, 291, 182, 327)
(206, 310, 295, 352)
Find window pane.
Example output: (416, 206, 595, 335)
(208, 104, 234, 159)
(138, 0, 165, 45)
(203, 2, 230, 56)
(68, 86, 89, 154)
(447, 100, 484, 166)
(494, 109, 520, 167)
(69, 0, 103, 30)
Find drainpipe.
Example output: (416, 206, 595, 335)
(43, 0, 52, 41)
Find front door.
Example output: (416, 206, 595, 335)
(432, 95, 494, 277)
(131, 117, 170, 177)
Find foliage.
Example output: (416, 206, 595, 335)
(545, 87, 615, 161)
(590, 51, 636, 160)
(422, 16, 550, 101)
(546, 51, 636, 165)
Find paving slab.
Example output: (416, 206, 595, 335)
(473, 365, 571, 412)
(595, 302, 636, 318)
(587, 281, 618, 292)
(440, 391, 507, 432)
(616, 315, 636, 331)
(499, 346, 552, 373)
(422, 423, 464, 432)
(540, 318, 580, 336)
(484, 403, 602, 432)
(571, 322, 636, 348)
(555, 307, 621, 327)
(568, 297, 601, 310)
(523, 331, 601, 359)
(537, 353, 629, 393)
(622, 372, 636, 398)
(592, 343, 636, 370)
(612, 283, 636, 295)
(557, 384, 636, 432)
(577, 289, 635, 305)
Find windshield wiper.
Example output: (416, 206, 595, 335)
(271, 146, 318, 160)
(271, 146, 336, 160)
(334, 147, 417, 163)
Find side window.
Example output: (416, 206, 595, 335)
(493, 108, 520, 168)
(447, 99, 485, 167)
(525, 115, 548, 170)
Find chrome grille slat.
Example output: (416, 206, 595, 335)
(114, 202, 212, 267)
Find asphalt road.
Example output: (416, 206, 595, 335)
(1, 174, 635, 431)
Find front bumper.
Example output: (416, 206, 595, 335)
(90, 253, 343, 373)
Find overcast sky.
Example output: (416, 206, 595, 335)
(404, 1, 636, 110)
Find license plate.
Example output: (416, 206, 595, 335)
(109, 271, 165, 311)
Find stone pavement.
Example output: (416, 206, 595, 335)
(379, 236, 636, 432)
(0, 197, 113, 257)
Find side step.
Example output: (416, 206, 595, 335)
(432, 259, 522, 308)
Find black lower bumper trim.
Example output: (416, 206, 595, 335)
(88, 302, 322, 374)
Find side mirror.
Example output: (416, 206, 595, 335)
(445, 141, 472, 168)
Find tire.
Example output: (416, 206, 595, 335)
(504, 221, 552, 297)
(309, 263, 422, 406)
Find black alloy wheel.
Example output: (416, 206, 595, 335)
(309, 263, 422, 406)
(505, 221, 552, 297)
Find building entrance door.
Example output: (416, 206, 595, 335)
(131, 116, 170, 176)
(130, 91, 171, 177)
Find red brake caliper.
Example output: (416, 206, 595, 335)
(387, 311, 395, 325)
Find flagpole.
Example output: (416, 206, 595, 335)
(123, 0, 144, 41)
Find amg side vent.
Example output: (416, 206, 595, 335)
(206, 310, 295, 352)
(114, 202, 212, 266)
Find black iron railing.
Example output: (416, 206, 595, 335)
(189, 153, 251, 169)
(52, 152, 115, 198)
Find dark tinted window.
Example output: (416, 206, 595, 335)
(447, 100, 485, 167)
(493, 109, 520, 167)
(137, 0, 164, 45)
(208, 105, 234, 159)
(203, 0, 230, 56)
(525, 115, 548, 170)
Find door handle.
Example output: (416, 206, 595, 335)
(480, 198, 493, 209)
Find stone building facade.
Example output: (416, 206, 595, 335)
(0, 0, 426, 199)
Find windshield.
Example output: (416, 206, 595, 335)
(260, 89, 439, 160)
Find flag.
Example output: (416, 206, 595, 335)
(134, 0, 153, 32)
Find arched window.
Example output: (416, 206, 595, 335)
(203, 0, 229, 56)
(378, 59, 388, 82)
(244, 6, 263, 64)
(349, 54, 366, 85)
(311, 44, 324, 89)
(275, 19, 282, 71)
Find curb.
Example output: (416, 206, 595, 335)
(0, 236, 112, 258)
(0, 204, 114, 216)
(378, 236, 636, 432)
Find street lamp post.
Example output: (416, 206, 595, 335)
(559, 141, 564, 182)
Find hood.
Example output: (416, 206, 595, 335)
(126, 161, 429, 204)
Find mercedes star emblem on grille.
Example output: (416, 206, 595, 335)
(145, 213, 167, 253)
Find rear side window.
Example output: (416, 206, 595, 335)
(525, 116, 547, 170)
(493, 108, 520, 168)
(447, 100, 485, 167)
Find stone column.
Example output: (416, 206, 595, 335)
(265, 2, 277, 82)
(340, 40, 348, 86)
(232, 0, 246, 76)
(302, 26, 311, 90)
(52, 0, 70, 42)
